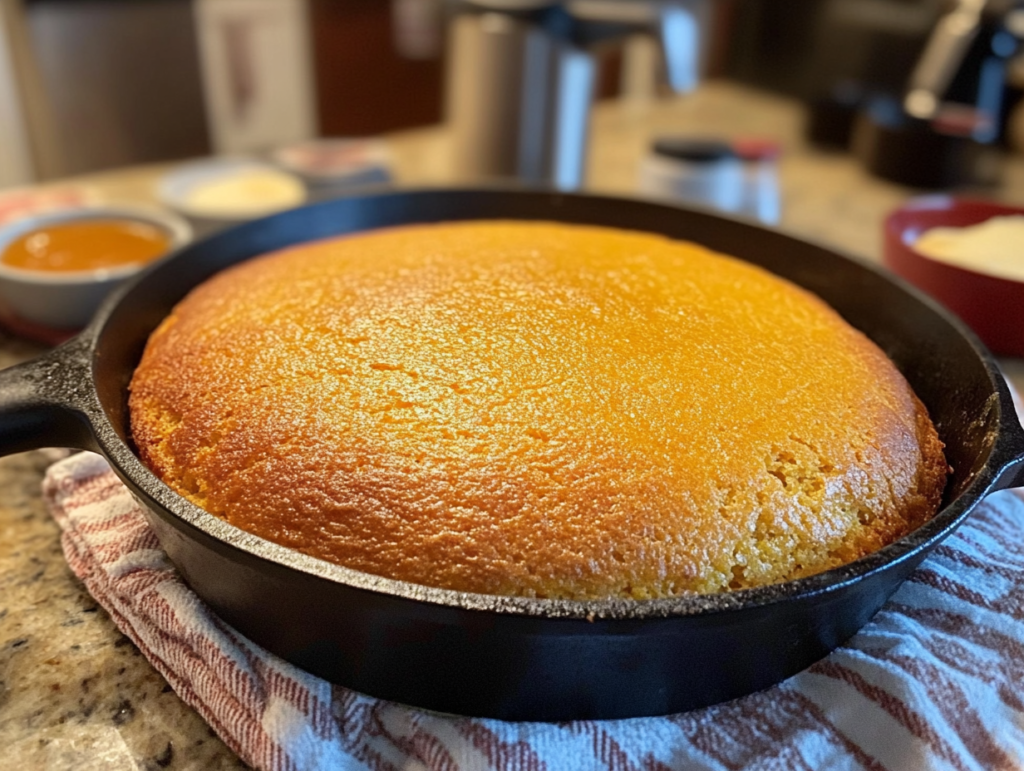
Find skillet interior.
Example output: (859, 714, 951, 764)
(79, 189, 1021, 719)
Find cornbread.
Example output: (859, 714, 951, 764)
(129, 222, 947, 599)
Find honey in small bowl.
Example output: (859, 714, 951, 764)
(1, 219, 171, 273)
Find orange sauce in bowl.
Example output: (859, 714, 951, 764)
(1, 219, 171, 273)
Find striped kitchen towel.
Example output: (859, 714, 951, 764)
(43, 393, 1024, 771)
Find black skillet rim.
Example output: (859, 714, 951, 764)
(80, 187, 1024, 621)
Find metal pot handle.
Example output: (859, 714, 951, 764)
(0, 336, 98, 456)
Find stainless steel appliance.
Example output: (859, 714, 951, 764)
(445, 0, 705, 188)
(903, 0, 1024, 135)
(853, 0, 1024, 187)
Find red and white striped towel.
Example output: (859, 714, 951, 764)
(44, 435, 1024, 770)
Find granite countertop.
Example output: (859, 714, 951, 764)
(1, 82, 1022, 770)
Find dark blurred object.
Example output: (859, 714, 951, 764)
(854, 1, 1024, 187)
(853, 96, 986, 187)
(793, 0, 1024, 188)
(720, 0, 829, 96)
(729, 0, 1019, 153)
(808, 0, 945, 100)
(722, 0, 964, 147)
(806, 81, 865, 148)
(800, 0, 945, 151)
(311, 0, 444, 136)
(719, 0, 940, 99)
(902, 0, 1023, 135)
(651, 136, 735, 161)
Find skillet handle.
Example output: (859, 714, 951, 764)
(1003, 456, 1024, 487)
(992, 389, 1024, 490)
(998, 455, 1024, 490)
(0, 337, 99, 456)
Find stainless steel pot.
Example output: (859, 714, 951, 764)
(446, 1, 705, 187)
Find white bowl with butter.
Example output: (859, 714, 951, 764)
(159, 159, 306, 232)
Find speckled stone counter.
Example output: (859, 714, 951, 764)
(0, 351, 246, 769)
(1, 82, 1023, 770)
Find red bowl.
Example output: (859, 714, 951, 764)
(883, 195, 1024, 357)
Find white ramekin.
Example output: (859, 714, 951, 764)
(0, 205, 191, 330)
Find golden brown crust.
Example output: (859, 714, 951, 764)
(129, 222, 948, 598)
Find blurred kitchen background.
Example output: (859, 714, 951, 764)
(1, 0, 1022, 185)
(4, 0, 1024, 300)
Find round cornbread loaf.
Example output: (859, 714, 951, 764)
(129, 221, 948, 599)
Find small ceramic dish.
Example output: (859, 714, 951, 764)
(883, 195, 1024, 357)
(270, 138, 391, 190)
(158, 158, 307, 234)
(0, 205, 191, 331)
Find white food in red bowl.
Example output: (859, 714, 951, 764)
(883, 195, 1024, 357)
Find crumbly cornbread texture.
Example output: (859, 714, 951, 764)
(129, 221, 947, 599)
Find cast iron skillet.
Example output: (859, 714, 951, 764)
(1, 189, 1022, 721)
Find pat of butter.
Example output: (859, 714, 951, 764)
(184, 169, 305, 217)
(914, 215, 1024, 283)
